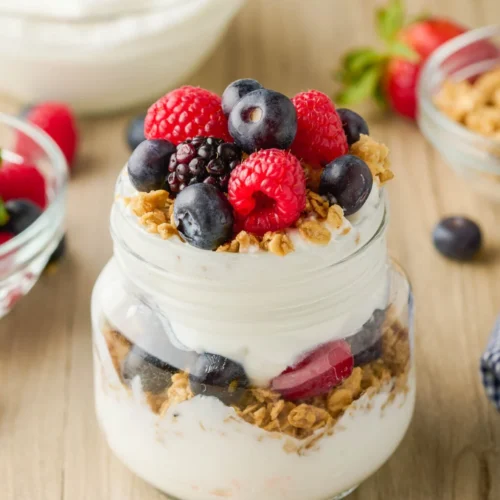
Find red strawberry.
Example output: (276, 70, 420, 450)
(16, 102, 78, 167)
(0, 232, 14, 245)
(271, 340, 354, 401)
(0, 161, 47, 209)
(336, 0, 469, 120)
(291, 90, 348, 168)
(145, 86, 231, 145)
(228, 149, 306, 235)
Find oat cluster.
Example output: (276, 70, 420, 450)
(350, 134, 394, 184)
(434, 68, 500, 139)
(102, 312, 410, 445)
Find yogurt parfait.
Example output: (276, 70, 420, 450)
(91, 81, 415, 500)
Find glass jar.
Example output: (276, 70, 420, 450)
(0, 113, 67, 318)
(92, 171, 415, 500)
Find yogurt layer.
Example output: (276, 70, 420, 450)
(100, 170, 390, 385)
(94, 344, 415, 500)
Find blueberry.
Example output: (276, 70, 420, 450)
(433, 217, 482, 261)
(122, 344, 175, 394)
(173, 183, 234, 250)
(228, 89, 297, 153)
(319, 155, 373, 216)
(126, 114, 146, 151)
(222, 79, 263, 117)
(127, 139, 176, 192)
(19, 104, 34, 120)
(48, 235, 67, 265)
(4, 199, 42, 235)
(337, 108, 369, 146)
(347, 309, 385, 366)
(189, 353, 249, 404)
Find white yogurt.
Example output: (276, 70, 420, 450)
(94, 343, 415, 500)
(100, 170, 390, 384)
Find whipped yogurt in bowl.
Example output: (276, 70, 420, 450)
(91, 82, 415, 499)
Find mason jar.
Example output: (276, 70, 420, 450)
(91, 168, 415, 500)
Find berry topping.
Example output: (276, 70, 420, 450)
(16, 102, 78, 167)
(127, 139, 176, 193)
(228, 149, 306, 235)
(271, 340, 354, 401)
(173, 183, 234, 250)
(347, 309, 385, 366)
(319, 155, 373, 216)
(291, 90, 348, 168)
(167, 136, 242, 195)
(0, 161, 47, 209)
(228, 89, 297, 153)
(222, 79, 263, 117)
(122, 345, 175, 394)
(433, 217, 482, 261)
(3, 199, 42, 235)
(126, 114, 146, 151)
(145, 86, 231, 145)
(337, 108, 369, 146)
(189, 353, 249, 404)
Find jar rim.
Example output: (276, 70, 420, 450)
(0, 112, 68, 258)
(418, 24, 500, 157)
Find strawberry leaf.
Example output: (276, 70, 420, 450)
(0, 198, 9, 227)
(388, 41, 420, 61)
(343, 48, 383, 75)
(336, 65, 384, 106)
(376, 0, 405, 43)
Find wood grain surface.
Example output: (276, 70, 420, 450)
(2, 1, 500, 499)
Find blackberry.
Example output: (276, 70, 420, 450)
(167, 136, 242, 195)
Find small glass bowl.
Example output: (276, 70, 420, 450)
(0, 113, 67, 318)
(418, 25, 500, 200)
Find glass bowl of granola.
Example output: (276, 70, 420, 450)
(418, 25, 500, 199)
(92, 83, 415, 500)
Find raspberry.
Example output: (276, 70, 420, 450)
(0, 161, 47, 209)
(271, 340, 354, 400)
(16, 102, 78, 167)
(291, 90, 348, 168)
(228, 149, 306, 235)
(145, 86, 232, 145)
(167, 136, 242, 195)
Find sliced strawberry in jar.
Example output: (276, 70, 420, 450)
(271, 340, 354, 401)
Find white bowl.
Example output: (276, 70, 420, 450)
(0, 0, 244, 114)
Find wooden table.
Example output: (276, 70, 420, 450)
(2, 1, 500, 499)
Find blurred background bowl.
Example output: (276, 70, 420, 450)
(0, 0, 244, 114)
(0, 114, 67, 318)
(418, 24, 500, 201)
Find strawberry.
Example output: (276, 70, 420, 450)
(0, 161, 47, 209)
(335, 0, 468, 120)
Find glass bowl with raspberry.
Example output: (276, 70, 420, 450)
(418, 25, 500, 200)
(92, 82, 415, 500)
(0, 113, 67, 318)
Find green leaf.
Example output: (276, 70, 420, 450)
(388, 41, 420, 62)
(343, 48, 382, 74)
(376, 0, 405, 43)
(336, 65, 384, 106)
(0, 198, 9, 227)
(373, 79, 388, 108)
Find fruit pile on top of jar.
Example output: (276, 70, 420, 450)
(125, 79, 394, 253)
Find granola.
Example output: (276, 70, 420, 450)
(434, 68, 500, 138)
(102, 313, 410, 442)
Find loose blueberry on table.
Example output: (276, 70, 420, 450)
(433, 216, 482, 261)
(126, 114, 146, 152)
